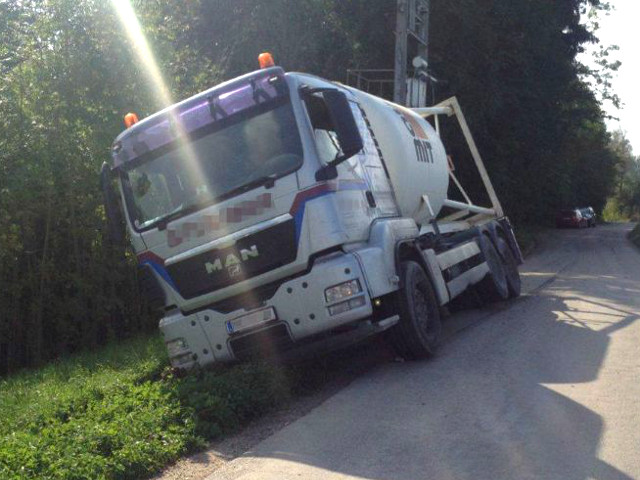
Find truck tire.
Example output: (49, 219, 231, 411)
(476, 235, 509, 302)
(496, 236, 521, 298)
(387, 260, 442, 359)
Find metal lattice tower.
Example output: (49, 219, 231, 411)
(346, 0, 430, 107)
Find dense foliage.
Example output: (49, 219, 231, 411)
(0, 0, 628, 372)
(603, 131, 640, 221)
(430, 1, 619, 223)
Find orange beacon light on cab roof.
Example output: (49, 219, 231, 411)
(124, 112, 139, 128)
(258, 52, 275, 69)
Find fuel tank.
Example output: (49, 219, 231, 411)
(347, 88, 449, 224)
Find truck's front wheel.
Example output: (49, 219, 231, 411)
(387, 260, 442, 360)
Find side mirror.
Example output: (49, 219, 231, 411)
(100, 162, 126, 245)
(314, 90, 363, 181)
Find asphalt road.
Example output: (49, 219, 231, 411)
(209, 223, 640, 480)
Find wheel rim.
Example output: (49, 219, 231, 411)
(413, 279, 439, 342)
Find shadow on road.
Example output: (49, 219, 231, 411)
(231, 275, 639, 479)
(203, 224, 640, 480)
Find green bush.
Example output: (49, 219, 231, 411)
(171, 363, 291, 440)
(602, 198, 630, 222)
(0, 335, 292, 480)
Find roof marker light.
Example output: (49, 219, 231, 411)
(258, 52, 275, 69)
(124, 112, 139, 128)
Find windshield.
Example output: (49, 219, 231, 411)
(122, 101, 302, 230)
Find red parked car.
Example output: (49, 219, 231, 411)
(556, 208, 588, 228)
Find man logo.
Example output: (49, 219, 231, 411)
(227, 264, 241, 278)
(205, 245, 260, 275)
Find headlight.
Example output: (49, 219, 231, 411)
(325, 279, 362, 304)
(166, 338, 189, 358)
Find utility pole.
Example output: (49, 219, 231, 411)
(393, 0, 430, 106)
(393, 0, 409, 106)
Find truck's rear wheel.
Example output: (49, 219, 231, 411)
(387, 260, 441, 360)
(496, 236, 521, 298)
(476, 235, 509, 302)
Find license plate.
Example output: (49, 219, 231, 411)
(226, 308, 276, 334)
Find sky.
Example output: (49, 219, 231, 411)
(578, 0, 640, 155)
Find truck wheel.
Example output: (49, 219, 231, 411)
(476, 235, 509, 302)
(387, 261, 442, 360)
(496, 237, 521, 298)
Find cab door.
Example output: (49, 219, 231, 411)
(348, 101, 399, 218)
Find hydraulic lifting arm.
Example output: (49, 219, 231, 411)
(413, 97, 504, 224)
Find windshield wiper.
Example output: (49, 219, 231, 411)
(150, 175, 277, 231)
(152, 201, 210, 231)
(225, 174, 277, 197)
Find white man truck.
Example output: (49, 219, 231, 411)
(101, 55, 523, 368)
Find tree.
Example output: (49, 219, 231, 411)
(605, 131, 640, 220)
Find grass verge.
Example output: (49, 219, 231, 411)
(514, 224, 543, 257)
(0, 331, 377, 480)
(629, 223, 640, 249)
(0, 334, 294, 480)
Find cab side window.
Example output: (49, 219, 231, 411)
(304, 94, 342, 165)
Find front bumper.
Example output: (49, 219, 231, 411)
(160, 252, 373, 367)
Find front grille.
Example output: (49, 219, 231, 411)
(211, 281, 282, 314)
(167, 219, 297, 299)
(229, 323, 295, 361)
